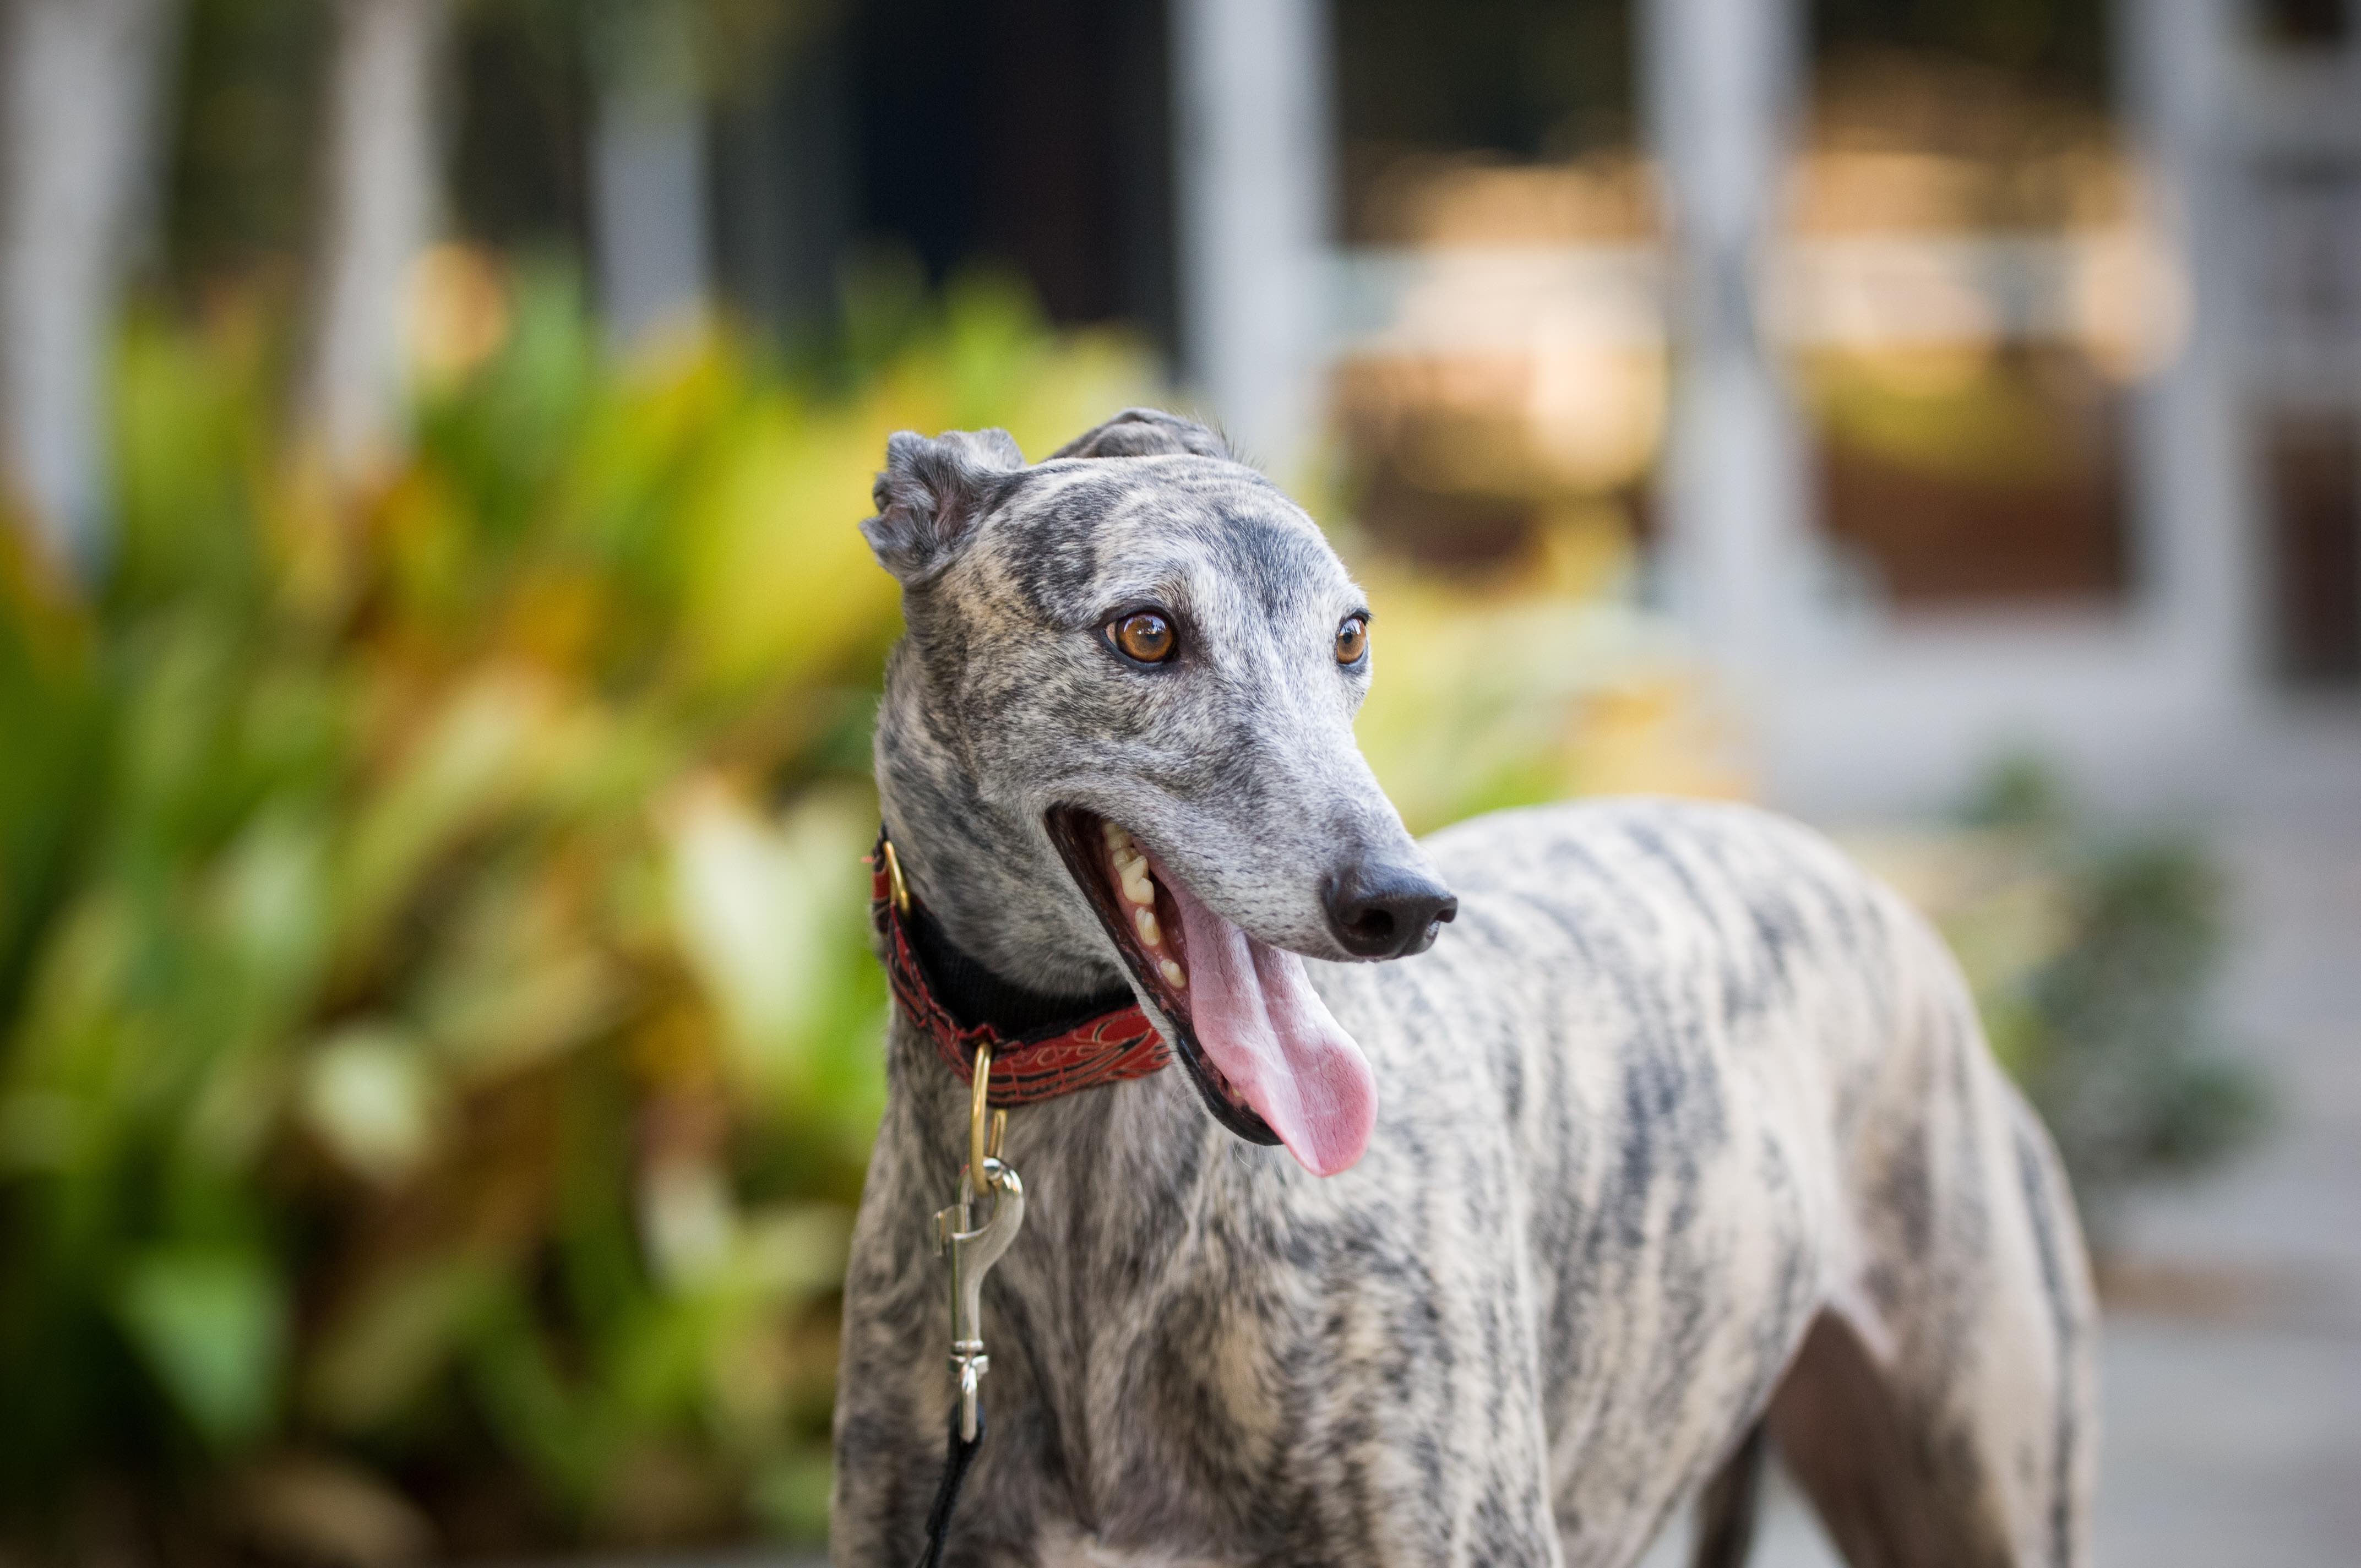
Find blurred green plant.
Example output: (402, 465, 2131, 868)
(7, 258, 2250, 1551)
(1852, 756, 2269, 1247)
(0, 263, 1155, 1559)
(0, 249, 1733, 1561)
(1961, 758, 2268, 1236)
(1349, 514, 1746, 833)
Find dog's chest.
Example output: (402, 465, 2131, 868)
(976, 992, 1831, 1564)
(1029, 1522, 1242, 1568)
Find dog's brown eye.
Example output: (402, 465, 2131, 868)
(1111, 611, 1177, 664)
(1335, 616, 1368, 665)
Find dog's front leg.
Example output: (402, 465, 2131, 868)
(1252, 1284, 1565, 1568)
(830, 1155, 945, 1565)
(831, 1108, 1065, 1568)
(1319, 1392, 1565, 1567)
(833, 1249, 1064, 1566)
(834, 1095, 1031, 1568)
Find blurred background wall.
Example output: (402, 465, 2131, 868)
(0, 0, 2353, 1563)
(9, 0, 2358, 812)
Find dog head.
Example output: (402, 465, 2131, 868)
(863, 409, 1454, 1174)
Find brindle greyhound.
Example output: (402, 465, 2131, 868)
(831, 410, 2097, 1567)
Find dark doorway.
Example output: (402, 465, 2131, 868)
(2266, 414, 2361, 686)
(846, 0, 1174, 346)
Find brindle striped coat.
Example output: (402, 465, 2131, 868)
(831, 412, 2096, 1568)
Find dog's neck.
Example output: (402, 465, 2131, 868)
(872, 644, 1126, 1001)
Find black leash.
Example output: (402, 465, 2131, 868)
(911, 1402, 985, 1568)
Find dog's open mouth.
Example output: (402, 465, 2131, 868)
(1046, 806, 1378, 1175)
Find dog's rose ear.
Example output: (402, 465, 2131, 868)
(861, 428, 1025, 584)
(1050, 407, 1231, 462)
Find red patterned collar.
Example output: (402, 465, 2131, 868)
(870, 830, 1172, 1107)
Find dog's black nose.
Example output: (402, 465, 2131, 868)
(1324, 861, 1458, 959)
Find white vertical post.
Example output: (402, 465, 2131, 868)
(1642, 0, 1812, 672)
(0, 0, 176, 573)
(303, 0, 449, 480)
(1171, 0, 1334, 476)
(2122, 0, 2256, 698)
(592, 4, 710, 353)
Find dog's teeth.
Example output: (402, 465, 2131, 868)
(1101, 821, 1132, 850)
(1160, 959, 1187, 989)
(1134, 907, 1161, 946)
(1122, 869, 1155, 907)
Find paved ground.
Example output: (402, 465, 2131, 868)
(2076, 755, 2361, 1568)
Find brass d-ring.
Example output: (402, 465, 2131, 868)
(970, 1040, 993, 1193)
(880, 837, 911, 914)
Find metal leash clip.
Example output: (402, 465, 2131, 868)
(932, 1041, 1022, 1442)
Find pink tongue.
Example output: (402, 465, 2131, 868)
(1154, 866, 1377, 1176)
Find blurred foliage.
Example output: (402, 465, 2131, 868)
(1961, 759, 2268, 1230)
(1350, 514, 1745, 831)
(1804, 347, 2098, 488)
(1853, 757, 2268, 1246)
(0, 242, 2263, 1555)
(0, 264, 1156, 1559)
(0, 253, 1728, 1559)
